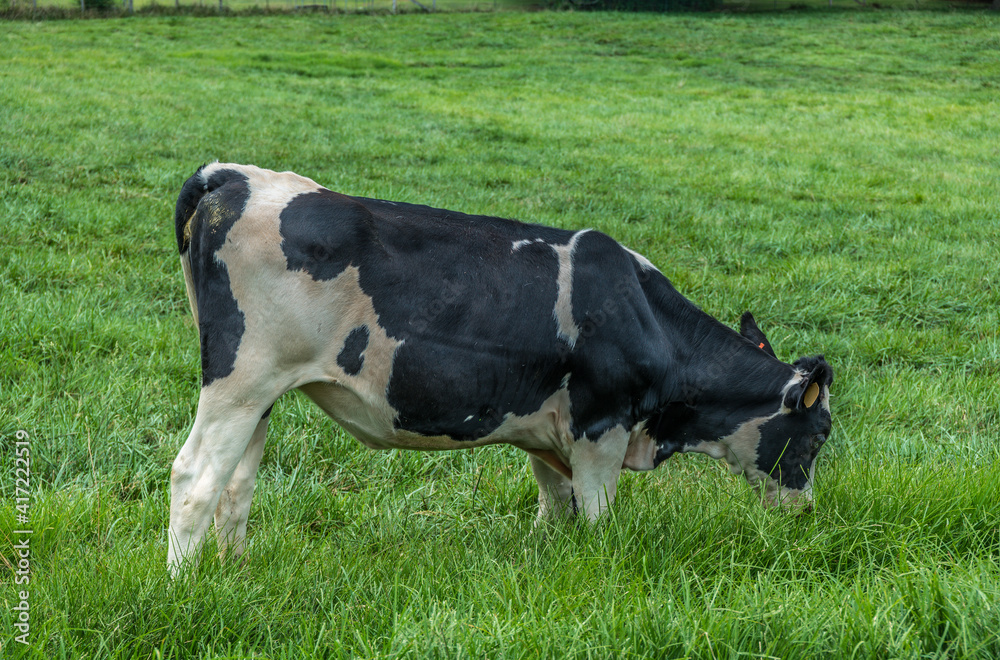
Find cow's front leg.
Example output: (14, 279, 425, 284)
(213, 409, 271, 563)
(568, 426, 629, 521)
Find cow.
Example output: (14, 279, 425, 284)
(168, 162, 833, 575)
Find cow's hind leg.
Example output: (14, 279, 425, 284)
(213, 406, 273, 563)
(528, 453, 574, 524)
(168, 388, 275, 577)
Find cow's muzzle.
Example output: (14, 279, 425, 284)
(764, 485, 814, 512)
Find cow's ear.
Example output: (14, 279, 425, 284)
(784, 360, 830, 411)
(785, 381, 821, 411)
(740, 311, 776, 358)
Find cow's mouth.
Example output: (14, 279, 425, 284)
(760, 482, 814, 511)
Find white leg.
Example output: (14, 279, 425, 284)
(569, 426, 629, 521)
(213, 410, 270, 562)
(168, 390, 272, 577)
(528, 454, 574, 524)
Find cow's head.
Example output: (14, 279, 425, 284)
(645, 312, 833, 509)
(732, 313, 833, 507)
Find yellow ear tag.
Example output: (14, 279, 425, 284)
(803, 382, 820, 408)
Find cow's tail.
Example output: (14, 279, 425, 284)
(174, 163, 222, 330)
(175, 165, 213, 330)
(174, 162, 251, 336)
(175, 164, 210, 255)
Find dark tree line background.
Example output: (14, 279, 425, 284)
(569, 0, 998, 9)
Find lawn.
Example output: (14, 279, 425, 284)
(2, 8, 1000, 659)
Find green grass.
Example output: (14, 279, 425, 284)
(2, 8, 1000, 658)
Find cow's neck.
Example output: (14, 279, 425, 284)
(638, 290, 795, 466)
(647, 277, 794, 408)
(684, 317, 790, 405)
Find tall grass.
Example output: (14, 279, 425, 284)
(2, 8, 999, 658)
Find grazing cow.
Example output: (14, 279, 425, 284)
(168, 162, 833, 574)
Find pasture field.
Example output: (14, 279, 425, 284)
(2, 8, 1000, 659)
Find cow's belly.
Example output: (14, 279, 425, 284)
(297, 380, 574, 455)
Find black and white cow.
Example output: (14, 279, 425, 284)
(168, 162, 833, 574)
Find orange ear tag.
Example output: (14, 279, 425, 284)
(803, 382, 820, 408)
(758, 343, 765, 349)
